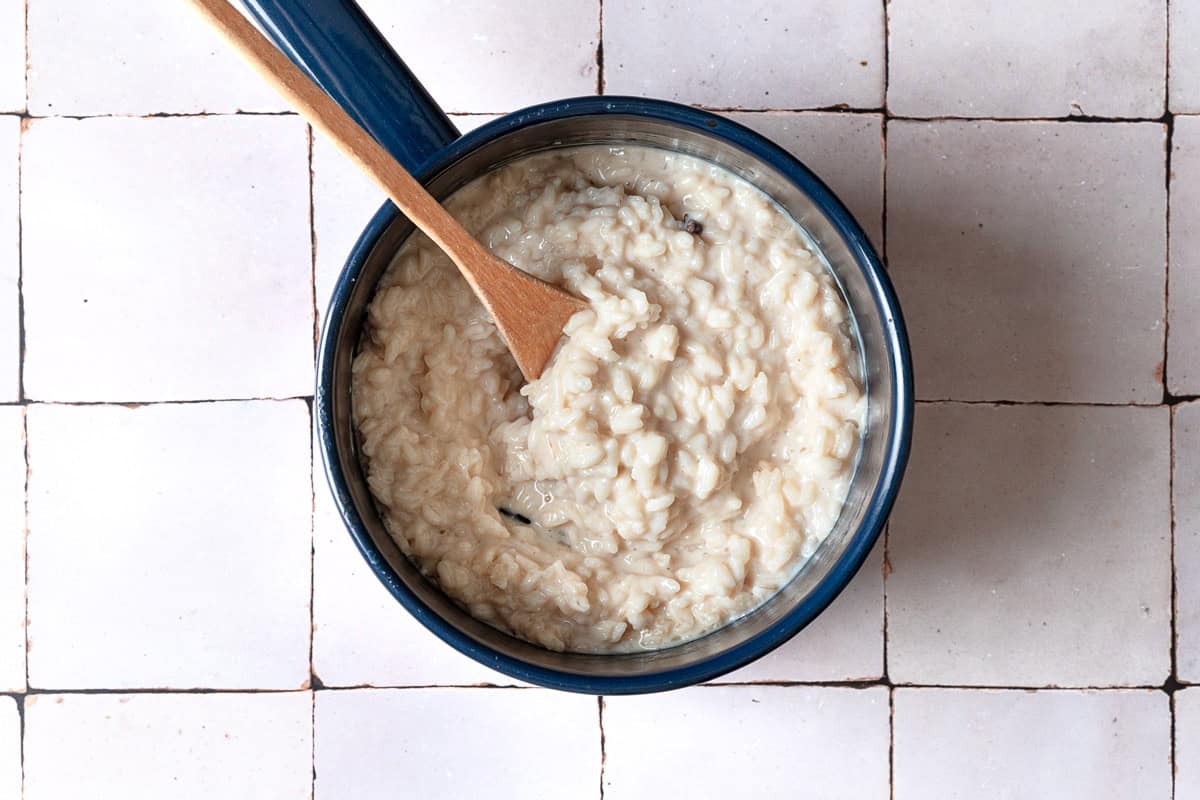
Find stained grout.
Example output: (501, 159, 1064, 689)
(597, 695, 607, 799)
(5, 107, 1200, 123)
(6, 680, 1194, 694)
(304, 121, 320, 792)
(1165, 7, 1178, 795)
(595, 0, 605, 96)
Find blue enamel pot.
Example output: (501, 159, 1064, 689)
(245, 0, 913, 694)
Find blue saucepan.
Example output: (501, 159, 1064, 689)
(244, 0, 913, 694)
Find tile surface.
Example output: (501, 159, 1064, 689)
(1177, 401, 1200, 682)
(1172, 0, 1200, 113)
(0, 116, 18, 400)
(315, 688, 598, 800)
(312, 475, 507, 688)
(8, 0, 1198, 794)
(605, 0, 884, 109)
(604, 686, 889, 799)
(355, 0, 595, 113)
(0, 408, 24, 693)
(26, 402, 311, 689)
(0, 696, 17, 800)
(888, 404, 1171, 686)
(0, 0, 23, 113)
(1170, 116, 1200, 394)
(1180, 688, 1200, 800)
(21, 116, 313, 402)
(893, 689, 1170, 799)
(23, 692, 312, 800)
(889, 121, 1166, 403)
(727, 112, 884, 250)
(713, 541, 883, 683)
(26, 0, 286, 115)
(888, 0, 1166, 118)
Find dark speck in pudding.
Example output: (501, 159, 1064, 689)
(682, 214, 704, 236)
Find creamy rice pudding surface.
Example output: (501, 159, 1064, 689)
(352, 145, 865, 653)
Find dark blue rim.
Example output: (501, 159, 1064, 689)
(316, 96, 914, 694)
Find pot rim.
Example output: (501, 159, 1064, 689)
(315, 95, 913, 694)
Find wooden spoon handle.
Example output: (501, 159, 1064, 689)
(185, 0, 488, 268)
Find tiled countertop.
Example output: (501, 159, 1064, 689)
(1, 0, 1198, 798)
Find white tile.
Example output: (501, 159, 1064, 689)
(0, 408, 24, 693)
(22, 116, 313, 402)
(0, 696, 17, 800)
(1177, 401, 1200, 681)
(889, 121, 1166, 404)
(23, 692, 312, 800)
(894, 689, 1170, 800)
(312, 115, 497, 328)
(604, 686, 888, 799)
(1171, 0, 1200, 113)
(888, 404, 1171, 687)
(26, 401, 311, 690)
(312, 470, 507, 688)
(712, 541, 882, 683)
(315, 688, 598, 799)
(605, 0, 883, 110)
(726, 112, 883, 251)
(27, 0, 286, 115)
(0, 0, 23, 113)
(0, 117, 18, 401)
(1170, 117, 1200, 394)
(354, 0, 595, 113)
(1180, 688, 1200, 800)
(888, 0, 1166, 118)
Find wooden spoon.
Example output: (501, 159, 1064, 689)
(186, 0, 587, 380)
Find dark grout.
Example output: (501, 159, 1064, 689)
(597, 696, 606, 799)
(22, 686, 315, 696)
(887, 687, 895, 800)
(8, 108, 1200, 123)
(12, 110, 298, 121)
(1165, 5, 1177, 789)
(915, 398, 1190, 408)
(595, 0, 605, 96)
(19, 407, 27, 693)
(15, 119, 25, 403)
(10, 395, 315, 407)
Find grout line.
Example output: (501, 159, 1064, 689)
(597, 696, 606, 799)
(888, 686, 895, 800)
(15, 117, 25, 404)
(595, 0, 605, 96)
(915, 397, 1197, 408)
(1165, 8, 1177, 792)
(882, 0, 890, 116)
(311, 688, 318, 800)
(1170, 402, 1180, 798)
(11, 110, 298, 121)
(21, 686, 318, 696)
(10, 395, 316, 407)
(22, 0, 28, 115)
(305, 121, 319, 700)
(1171, 689, 1178, 800)
(305, 397, 316, 691)
(0, 396, 1193, 411)
(7, 108, 1200, 123)
(7, 679, 1195, 695)
(15, 694, 23, 798)
(308, 124, 319, 371)
(20, 407, 28, 693)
